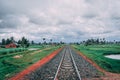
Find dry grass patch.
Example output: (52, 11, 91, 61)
(13, 55, 23, 59)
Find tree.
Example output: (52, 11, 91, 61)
(60, 41, 64, 44)
(38, 42, 41, 45)
(96, 38, 99, 44)
(102, 38, 106, 44)
(50, 39, 52, 45)
(26, 40, 30, 47)
(22, 37, 28, 47)
(18, 37, 30, 48)
(31, 40, 34, 45)
(10, 37, 15, 43)
(50, 39, 52, 42)
(18, 40, 21, 44)
(43, 38, 46, 44)
(43, 38, 45, 41)
(2, 39, 6, 45)
(6, 38, 11, 45)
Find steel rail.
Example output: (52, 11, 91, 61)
(54, 46, 82, 80)
(53, 48, 66, 80)
(69, 47, 82, 80)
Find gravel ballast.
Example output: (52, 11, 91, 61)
(23, 46, 101, 80)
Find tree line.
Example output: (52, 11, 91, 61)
(73, 38, 120, 46)
(31, 38, 65, 46)
(0, 37, 65, 48)
(1, 37, 30, 48)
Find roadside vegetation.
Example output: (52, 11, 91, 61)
(0, 36, 64, 80)
(0, 36, 29, 48)
(0, 45, 62, 80)
(0, 48, 27, 56)
(72, 38, 120, 73)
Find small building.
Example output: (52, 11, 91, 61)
(5, 43, 18, 48)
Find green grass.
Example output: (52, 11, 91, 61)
(0, 45, 62, 80)
(73, 44, 120, 73)
(0, 48, 27, 56)
(29, 44, 52, 49)
(29, 45, 44, 48)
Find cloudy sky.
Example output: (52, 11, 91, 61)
(0, 0, 120, 42)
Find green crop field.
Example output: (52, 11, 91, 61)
(73, 44, 120, 73)
(0, 45, 62, 80)
(0, 48, 27, 56)
(29, 45, 44, 48)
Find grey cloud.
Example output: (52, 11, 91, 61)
(29, 16, 52, 26)
(102, 31, 113, 34)
(93, 30, 113, 35)
(84, 0, 94, 3)
(82, 13, 97, 19)
(111, 16, 120, 20)
(0, 15, 22, 29)
(0, 0, 120, 42)
(57, 20, 73, 25)
(29, 17, 47, 25)
(0, 31, 11, 34)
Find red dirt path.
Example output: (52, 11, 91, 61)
(9, 47, 63, 80)
(75, 49, 120, 80)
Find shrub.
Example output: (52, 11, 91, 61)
(0, 48, 27, 55)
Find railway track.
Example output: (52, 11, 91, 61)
(23, 46, 101, 80)
(54, 46, 81, 80)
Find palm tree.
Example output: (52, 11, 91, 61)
(2, 39, 6, 45)
(43, 38, 46, 45)
(50, 39, 52, 45)
(10, 37, 15, 43)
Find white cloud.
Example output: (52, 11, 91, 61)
(0, 0, 120, 42)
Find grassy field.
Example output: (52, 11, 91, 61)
(0, 45, 62, 80)
(29, 44, 56, 48)
(73, 44, 120, 73)
(0, 48, 27, 56)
